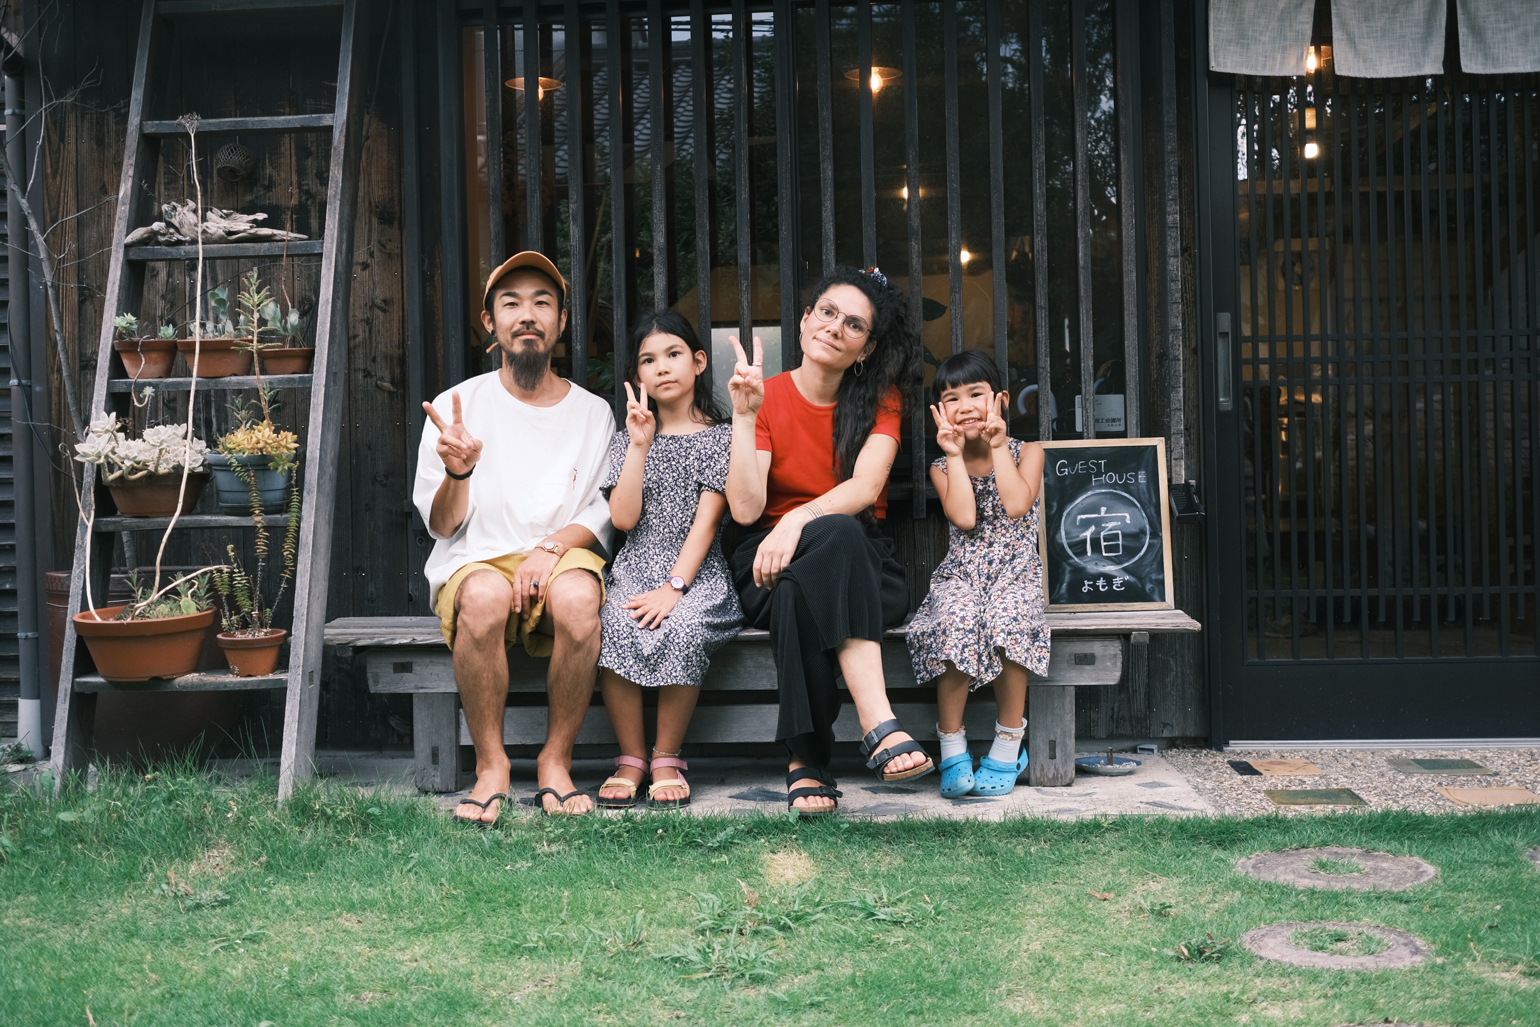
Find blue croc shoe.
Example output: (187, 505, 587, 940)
(938, 752, 976, 798)
(970, 747, 1029, 796)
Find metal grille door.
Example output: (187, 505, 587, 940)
(1208, 57, 1539, 742)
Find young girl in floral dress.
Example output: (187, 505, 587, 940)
(906, 350, 1050, 798)
(595, 311, 742, 810)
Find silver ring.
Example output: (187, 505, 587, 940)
(752, 360, 762, 366)
(532, 581, 541, 590)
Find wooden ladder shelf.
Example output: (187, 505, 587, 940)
(49, 0, 369, 798)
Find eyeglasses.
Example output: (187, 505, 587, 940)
(809, 301, 871, 339)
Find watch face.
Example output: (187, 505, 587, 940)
(669, 576, 686, 590)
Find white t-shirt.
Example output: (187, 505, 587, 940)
(414, 371, 615, 604)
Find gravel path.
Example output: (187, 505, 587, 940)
(1163, 746, 1540, 816)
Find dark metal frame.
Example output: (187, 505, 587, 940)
(1199, 12, 1540, 741)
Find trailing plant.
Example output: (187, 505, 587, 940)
(211, 480, 300, 636)
(73, 413, 208, 482)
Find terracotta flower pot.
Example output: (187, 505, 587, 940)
(176, 338, 253, 378)
(257, 347, 314, 375)
(105, 471, 210, 518)
(73, 604, 217, 683)
(217, 629, 287, 677)
(113, 337, 177, 378)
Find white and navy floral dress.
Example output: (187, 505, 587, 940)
(598, 423, 743, 688)
(907, 438, 1051, 686)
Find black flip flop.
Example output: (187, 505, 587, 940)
(452, 792, 509, 827)
(533, 787, 590, 816)
(786, 768, 842, 818)
(860, 718, 936, 782)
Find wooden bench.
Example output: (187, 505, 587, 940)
(324, 611, 1199, 792)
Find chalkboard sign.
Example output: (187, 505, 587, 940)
(1038, 438, 1174, 611)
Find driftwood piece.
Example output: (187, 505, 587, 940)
(123, 200, 309, 246)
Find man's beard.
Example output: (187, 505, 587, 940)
(503, 332, 552, 391)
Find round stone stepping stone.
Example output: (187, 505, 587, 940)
(1236, 846, 1436, 891)
(1241, 921, 1431, 970)
(1529, 846, 1540, 869)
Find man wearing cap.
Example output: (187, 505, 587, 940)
(414, 251, 613, 819)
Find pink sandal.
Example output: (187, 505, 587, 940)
(598, 755, 647, 809)
(647, 756, 691, 810)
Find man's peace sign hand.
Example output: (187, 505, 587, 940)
(727, 335, 765, 417)
(422, 393, 483, 477)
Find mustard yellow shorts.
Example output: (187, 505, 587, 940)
(435, 548, 607, 657)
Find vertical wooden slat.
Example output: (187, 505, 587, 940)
(437, 0, 467, 385)
(942, 0, 962, 355)
(607, 0, 628, 414)
(733, 0, 752, 358)
(1487, 84, 1511, 650)
(1071, 0, 1094, 437)
(1277, 77, 1297, 657)
(401, 0, 428, 539)
(1030, 0, 1051, 441)
(1452, 83, 1476, 652)
(564, 0, 588, 382)
(857, 0, 876, 266)
(902, 0, 925, 517)
(690, 0, 714, 375)
(1157, 0, 1183, 471)
(648, 0, 669, 310)
(1327, 70, 1350, 651)
(1524, 86, 1540, 655)
(815, 0, 835, 273)
(775, 0, 800, 342)
(524, 0, 544, 254)
(985, 0, 1008, 401)
(1114, 0, 1141, 437)
(483, 0, 506, 264)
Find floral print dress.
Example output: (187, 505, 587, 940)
(907, 438, 1051, 686)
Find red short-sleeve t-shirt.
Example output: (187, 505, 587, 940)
(754, 372, 903, 527)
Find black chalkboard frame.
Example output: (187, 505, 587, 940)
(1037, 437, 1175, 612)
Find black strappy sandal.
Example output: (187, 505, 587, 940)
(452, 792, 509, 827)
(533, 787, 590, 816)
(786, 768, 842, 818)
(860, 718, 936, 782)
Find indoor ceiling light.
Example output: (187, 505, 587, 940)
(843, 66, 902, 94)
(506, 76, 564, 101)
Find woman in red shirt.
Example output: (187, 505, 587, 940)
(725, 266, 933, 815)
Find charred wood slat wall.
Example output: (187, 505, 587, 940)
(34, 0, 1215, 751)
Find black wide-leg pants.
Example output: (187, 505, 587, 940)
(729, 514, 909, 768)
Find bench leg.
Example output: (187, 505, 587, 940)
(412, 693, 461, 793)
(1027, 684, 1075, 787)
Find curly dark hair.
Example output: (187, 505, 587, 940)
(800, 267, 922, 495)
(626, 308, 728, 426)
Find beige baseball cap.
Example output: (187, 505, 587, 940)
(483, 250, 568, 307)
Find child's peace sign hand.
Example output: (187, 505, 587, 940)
(421, 392, 483, 476)
(931, 403, 965, 457)
(983, 391, 1011, 449)
(727, 335, 765, 417)
(623, 382, 656, 448)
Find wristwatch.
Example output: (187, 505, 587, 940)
(537, 540, 565, 557)
(665, 575, 688, 594)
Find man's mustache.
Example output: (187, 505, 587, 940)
(484, 322, 549, 354)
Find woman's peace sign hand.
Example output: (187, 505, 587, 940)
(931, 403, 965, 457)
(727, 335, 765, 417)
(421, 392, 483, 477)
(983, 391, 1011, 450)
(623, 382, 656, 448)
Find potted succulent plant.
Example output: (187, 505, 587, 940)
(211, 482, 301, 676)
(177, 285, 253, 378)
(205, 387, 299, 514)
(72, 570, 218, 682)
(254, 293, 312, 375)
(112, 313, 179, 379)
(73, 413, 211, 517)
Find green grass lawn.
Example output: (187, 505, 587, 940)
(2, 766, 1537, 1026)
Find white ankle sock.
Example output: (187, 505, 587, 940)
(988, 720, 1025, 764)
(936, 724, 967, 761)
